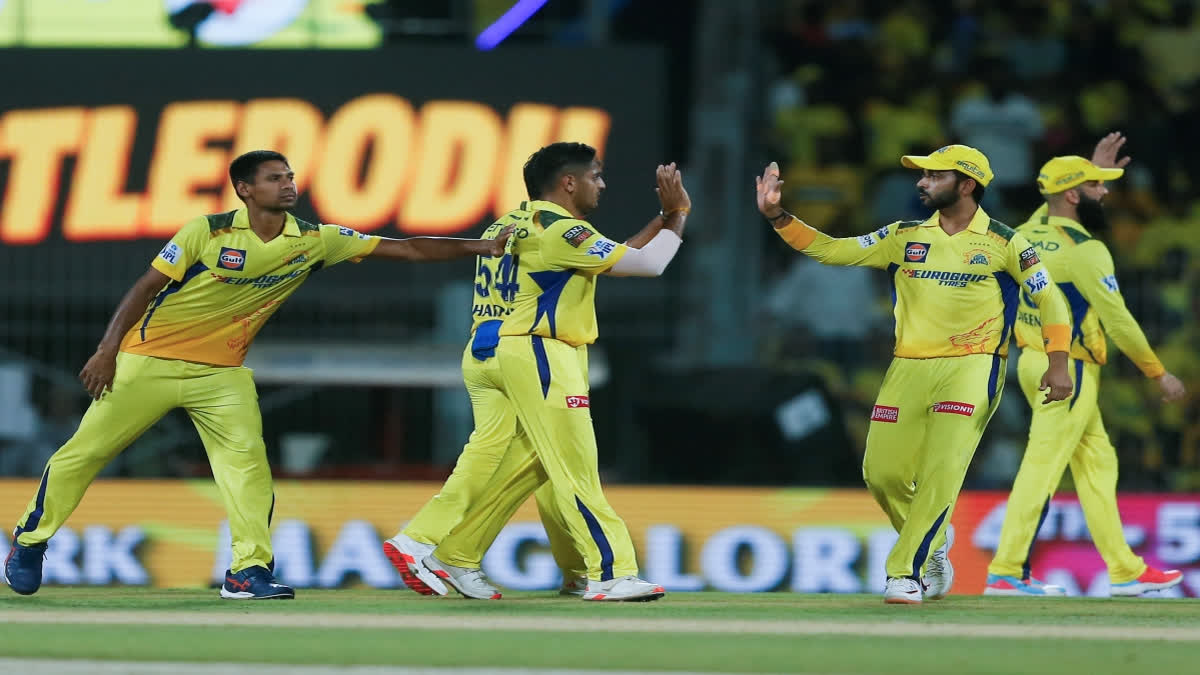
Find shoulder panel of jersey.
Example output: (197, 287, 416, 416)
(894, 219, 924, 232)
(206, 210, 236, 232)
(987, 219, 1016, 242)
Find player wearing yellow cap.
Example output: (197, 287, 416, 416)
(757, 145, 1074, 604)
(2, 150, 510, 600)
(985, 133, 1187, 597)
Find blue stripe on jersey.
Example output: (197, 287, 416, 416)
(1022, 497, 1052, 580)
(140, 262, 209, 341)
(531, 335, 551, 398)
(1069, 358, 1084, 410)
(1058, 282, 1098, 362)
(911, 506, 949, 580)
(527, 270, 574, 339)
(990, 272, 1019, 403)
(575, 496, 615, 581)
(887, 263, 900, 337)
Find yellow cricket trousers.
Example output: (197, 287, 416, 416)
(401, 340, 584, 577)
(864, 354, 1004, 580)
(14, 352, 274, 573)
(435, 335, 639, 580)
(988, 350, 1145, 583)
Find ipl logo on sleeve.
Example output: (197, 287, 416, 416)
(1023, 269, 1049, 295)
(586, 239, 617, 259)
(158, 242, 181, 265)
(905, 242, 930, 263)
(218, 247, 247, 271)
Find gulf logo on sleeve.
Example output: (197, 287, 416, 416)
(905, 242, 930, 263)
(218, 247, 247, 271)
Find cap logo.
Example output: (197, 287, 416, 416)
(956, 160, 985, 180)
(1055, 171, 1086, 185)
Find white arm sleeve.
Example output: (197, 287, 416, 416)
(607, 229, 682, 277)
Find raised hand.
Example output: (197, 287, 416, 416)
(1092, 132, 1132, 169)
(655, 163, 691, 214)
(756, 162, 784, 219)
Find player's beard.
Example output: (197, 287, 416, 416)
(922, 186, 960, 211)
(1076, 193, 1108, 233)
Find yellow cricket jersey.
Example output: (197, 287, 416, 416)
(120, 208, 380, 367)
(775, 206, 1071, 360)
(468, 200, 627, 352)
(1014, 212, 1165, 377)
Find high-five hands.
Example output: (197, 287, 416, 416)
(656, 163, 691, 215)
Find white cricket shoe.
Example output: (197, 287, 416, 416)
(383, 533, 446, 596)
(421, 554, 502, 600)
(559, 576, 588, 597)
(923, 524, 955, 600)
(884, 577, 924, 604)
(582, 576, 665, 602)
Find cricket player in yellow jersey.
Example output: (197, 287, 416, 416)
(986, 139, 1187, 597)
(384, 153, 688, 599)
(401, 143, 689, 601)
(757, 145, 1075, 604)
(2, 150, 510, 600)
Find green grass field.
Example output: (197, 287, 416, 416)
(2, 588, 1197, 674)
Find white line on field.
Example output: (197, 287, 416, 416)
(0, 662, 816, 675)
(0, 610, 1196, 641)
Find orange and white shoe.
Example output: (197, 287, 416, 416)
(884, 577, 923, 604)
(1110, 567, 1183, 597)
(383, 533, 446, 596)
(582, 576, 665, 602)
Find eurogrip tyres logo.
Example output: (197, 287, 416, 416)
(0, 97, 611, 245)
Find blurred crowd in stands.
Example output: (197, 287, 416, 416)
(758, 0, 1200, 491)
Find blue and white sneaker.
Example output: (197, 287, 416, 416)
(220, 566, 295, 600)
(983, 573, 1066, 596)
(3, 537, 47, 596)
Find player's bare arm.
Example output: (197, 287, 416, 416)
(368, 226, 514, 261)
(79, 267, 173, 400)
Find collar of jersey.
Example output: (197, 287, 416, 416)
(1039, 213, 1089, 236)
(919, 205, 991, 234)
(229, 208, 302, 237)
(521, 200, 575, 219)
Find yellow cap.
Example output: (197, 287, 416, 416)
(1037, 155, 1123, 194)
(901, 145, 993, 187)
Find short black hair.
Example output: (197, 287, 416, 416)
(955, 172, 986, 205)
(523, 142, 596, 199)
(229, 150, 289, 191)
